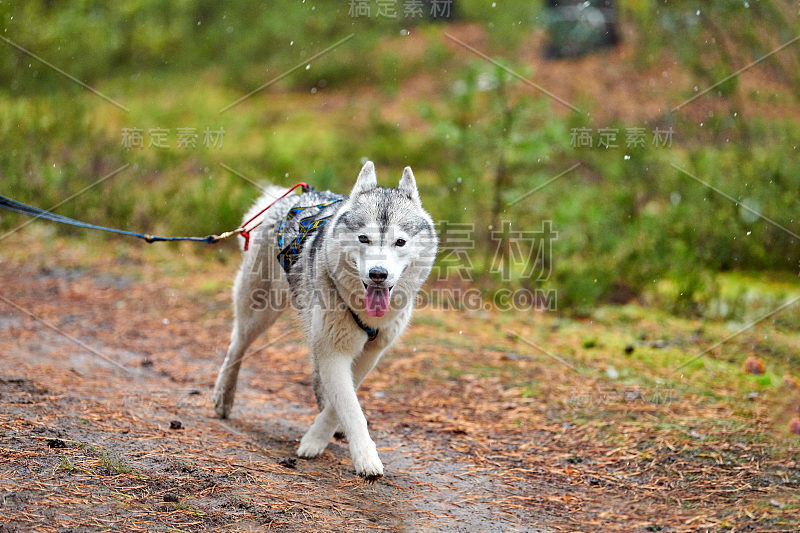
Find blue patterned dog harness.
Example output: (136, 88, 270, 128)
(276, 198, 342, 274)
(274, 191, 378, 342)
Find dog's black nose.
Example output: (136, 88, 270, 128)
(369, 266, 388, 283)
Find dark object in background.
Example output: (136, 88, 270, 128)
(169, 420, 183, 430)
(744, 356, 765, 375)
(278, 457, 297, 469)
(544, 0, 620, 59)
(624, 344, 634, 355)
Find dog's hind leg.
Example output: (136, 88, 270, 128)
(213, 263, 286, 419)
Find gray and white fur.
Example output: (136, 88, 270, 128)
(212, 161, 437, 478)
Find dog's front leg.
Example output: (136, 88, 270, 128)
(298, 344, 387, 457)
(316, 353, 383, 478)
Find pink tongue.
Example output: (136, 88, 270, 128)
(365, 286, 390, 317)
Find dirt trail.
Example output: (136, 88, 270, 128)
(2, 245, 798, 532)
(0, 259, 554, 532)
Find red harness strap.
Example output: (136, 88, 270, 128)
(239, 182, 309, 251)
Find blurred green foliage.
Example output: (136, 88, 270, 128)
(1, 0, 799, 318)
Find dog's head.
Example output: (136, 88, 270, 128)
(326, 161, 438, 318)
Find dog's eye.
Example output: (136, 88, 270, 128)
(358, 235, 370, 244)
(395, 238, 406, 247)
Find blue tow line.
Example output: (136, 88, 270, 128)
(0, 194, 236, 244)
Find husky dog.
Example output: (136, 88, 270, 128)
(212, 161, 437, 478)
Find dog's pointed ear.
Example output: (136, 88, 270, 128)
(351, 161, 378, 196)
(398, 166, 421, 206)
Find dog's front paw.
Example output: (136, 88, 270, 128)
(212, 387, 233, 419)
(351, 441, 384, 479)
(297, 431, 329, 458)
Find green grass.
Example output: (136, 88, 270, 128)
(57, 457, 76, 473)
(1, 2, 799, 318)
(63, 439, 148, 480)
